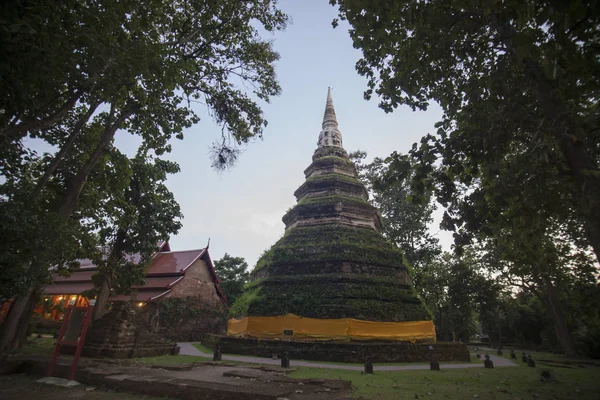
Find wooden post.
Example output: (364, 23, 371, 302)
(69, 303, 94, 380)
(47, 306, 74, 377)
(47, 298, 95, 381)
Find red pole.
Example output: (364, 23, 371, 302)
(68, 304, 94, 380)
(47, 306, 73, 377)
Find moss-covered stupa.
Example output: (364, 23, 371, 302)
(229, 89, 434, 342)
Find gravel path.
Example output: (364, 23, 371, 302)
(177, 342, 517, 371)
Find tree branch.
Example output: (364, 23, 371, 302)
(33, 100, 102, 197)
(0, 90, 82, 141)
(58, 102, 138, 219)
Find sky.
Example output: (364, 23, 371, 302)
(116, 0, 452, 266)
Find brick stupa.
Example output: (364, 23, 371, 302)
(231, 89, 433, 341)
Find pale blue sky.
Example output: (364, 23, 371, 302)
(117, 0, 452, 265)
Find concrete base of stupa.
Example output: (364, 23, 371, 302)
(216, 336, 471, 363)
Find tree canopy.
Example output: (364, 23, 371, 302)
(331, 0, 600, 263)
(351, 150, 441, 271)
(0, 0, 287, 351)
(90, 150, 184, 319)
(213, 253, 250, 307)
(332, 0, 599, 357)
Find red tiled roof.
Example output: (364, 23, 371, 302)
(74, 252, 143, 270)
(148, 249, 205, 274)
(53, 270, 96, 282)
(46, 282, 94, 295)
(136, 276, 183, 289)
(42, 244, 227, 305)
(157, 241, 171, 252)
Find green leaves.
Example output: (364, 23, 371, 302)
(91, 149, 183, 297)
(213, 253, 250, 307)
(351, 151, 441, 271)
(334, 0, 599, 351)
(0, 0, 287, 298)
(332, 0, 600, 262)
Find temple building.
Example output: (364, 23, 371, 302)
(42, 242, 226, 312)
(228, 89, 435, 342)
(8, 241, 228, 342)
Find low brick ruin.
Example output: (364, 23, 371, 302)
(79, 302, 176, 358)
(158, 296, 227, 342)
(6, 357, 352, 400)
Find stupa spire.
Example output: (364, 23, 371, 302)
(322, 87, 338, 128)
(317, 88, 343, 149)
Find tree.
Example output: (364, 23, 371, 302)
(0, 146, 99, 350)
(351, 151, 441, 271)
(213, 254, 250, 307)
(91, 150, 183, 320)
(0, 0, 287, 352)
(495, 292, 554, 348)
(331, 0, 599, 357)
(484, 216, 597, 356)
(566, 282, 600, 357)
(2, 0, 287, 221)
(414, 250, 498, 342)
(330, 0, 600, 262)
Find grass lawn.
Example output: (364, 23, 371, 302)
(11, 337, 600, 399)
(129, 354, 254, 367)
(290, 363, 600, 400)
(291, 358, 475, 367)
(129, 354, 213, 365)
(469, 345, 600, 367)
(191, 342, 213, 354)
(15, 336, 55, 357)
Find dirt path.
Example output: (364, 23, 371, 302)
(5, 355, 351, 400)
(0, 374, 158, 400)
(177, 342, 517, 370)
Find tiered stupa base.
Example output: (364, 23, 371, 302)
(217, 335, 470, 363)
(230, 89, 435, 343)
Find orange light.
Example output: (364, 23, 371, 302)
(70, 295, 78, 300)
(57, 296, 64, 301)
(137, 302, 145, 307)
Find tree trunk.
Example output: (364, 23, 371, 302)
(521, 56, 600, 263)
(0, 288, 32, 353)
(543, 278, 577, 357)
(33, 101, 101, 197)
(92, 275, 112, 321)
(12, 294, 36, 349)
(497, 320, 503, 346)
(93, 228, 128, 320)
(496, 19, 600, 264)
(58, 107, 133, 218)
(583, 219, 600, 265)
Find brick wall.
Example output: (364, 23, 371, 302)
(166, 258, 223, 307)
(159, 258, 227, 341)
(158, 296, 227, 342)
(218, 337, 471, 363)
(79, 303, 176, 358)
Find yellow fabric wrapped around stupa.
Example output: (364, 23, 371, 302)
(227, 314, 435, 342)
